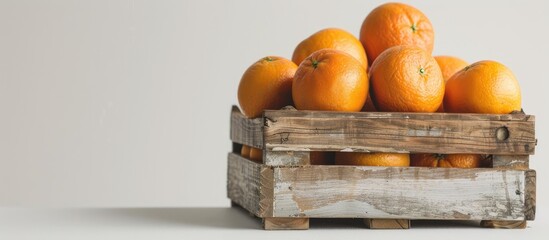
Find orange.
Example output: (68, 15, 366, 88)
(240, 145, 251, 158)
(411, 153, 486, 168)
(310, 152, 335, 165)
(360, 2, 434, 65)
(249, 147, 263, 163)
(444, 60, 521, 114)
(335, 152, 410, 167)
(292, 28, 368, 69)
(435, 56, 468, 81)
(238, 56, 298, 118)
(292, 49, 368, 111)
(434, 56, 468, 112)
(369, 46, 444, 112)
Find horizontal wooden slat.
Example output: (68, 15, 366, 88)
(265, 108, 534, 121)
(264, 217, 309, 230)
(264, 151, 310, 166)
(364, 219, 410, 229)
(227, 153, 263, 217)
(230, 106, 263, 149)
(492, 155, 529, 169)
(263, 109, 536, 155)
(271, 165, 535, 220)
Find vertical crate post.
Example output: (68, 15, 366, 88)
(481, 111, 536, 229)
(480, 156, 535, 229)
(262, 106, 311, 230)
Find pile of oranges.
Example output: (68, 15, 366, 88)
(237, 3, 522, 168)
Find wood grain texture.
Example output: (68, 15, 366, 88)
(230, 106, 263, 149)
(264, 151, 310, 166)
(271, 165, 532, 220)
(492, 155, 529, 170)
(258, 166, 274, 217)
(524, 170, 536, 220)
(364, 219, 410, 229)
(262, 109, 535, 154)
(264, 218, 309, 230)
(227, 153, 262, 217)
(482, 154, 536, 228)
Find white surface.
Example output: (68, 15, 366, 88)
(0, 207, 547, 240)
(0, 0, 547, 215)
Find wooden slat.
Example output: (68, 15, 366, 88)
(263, 109, 535, 155)
(230, 106, 263, 149)
(364, 219, 410, 229)
(524, 170, 536, 220)
(265, 108, 534, 121)
(258, 166, 274, 217)
(481, 154, 536, 228)
(264, 217, 309, 230)
(492, 155, 529, 169)
(480, 220, 527, 229)
(271, 165, 534, 220)
(264, 151, 310, 166)
(227, 153, 262, 216)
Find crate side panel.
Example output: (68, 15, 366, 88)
(230, 106, 263, 149)
(272, 166, 528, 220)
(227, 153, 262, 216)
(524, 170, 536, 220)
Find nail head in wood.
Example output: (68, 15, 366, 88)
(496, 126, 510, 141)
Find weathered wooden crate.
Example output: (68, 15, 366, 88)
(227, 105, 536, 230)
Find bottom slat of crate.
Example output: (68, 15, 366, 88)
(227, 153, 535, 229)
(230, 202, 529, 230)
(364, 219, 410, 229)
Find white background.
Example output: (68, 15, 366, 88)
(0, 0, 547, 234)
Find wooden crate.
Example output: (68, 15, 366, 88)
(227, 105, 536, 230)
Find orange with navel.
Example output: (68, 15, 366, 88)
(292, 28, 368, 69)
(335, 152, 410, 167)
(434, 56, 468, 112)
(249, 147, 263, 163)
(240, 145, 251, 158)
(238, 56, 297, 118)
(292, 49, 368, 112)
(411, 153, 487, 168)
(360, 2, 434, 65)
(444, 60, 521, 114)
(369, 46, 444, 112)
(435, 56, 468, 81)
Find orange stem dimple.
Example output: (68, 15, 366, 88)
(312, 59, 319, 69)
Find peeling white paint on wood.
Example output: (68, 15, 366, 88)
(270, 166, 534, 220)
(264, 151, 310, 166)
(227, 106, 537, 227)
